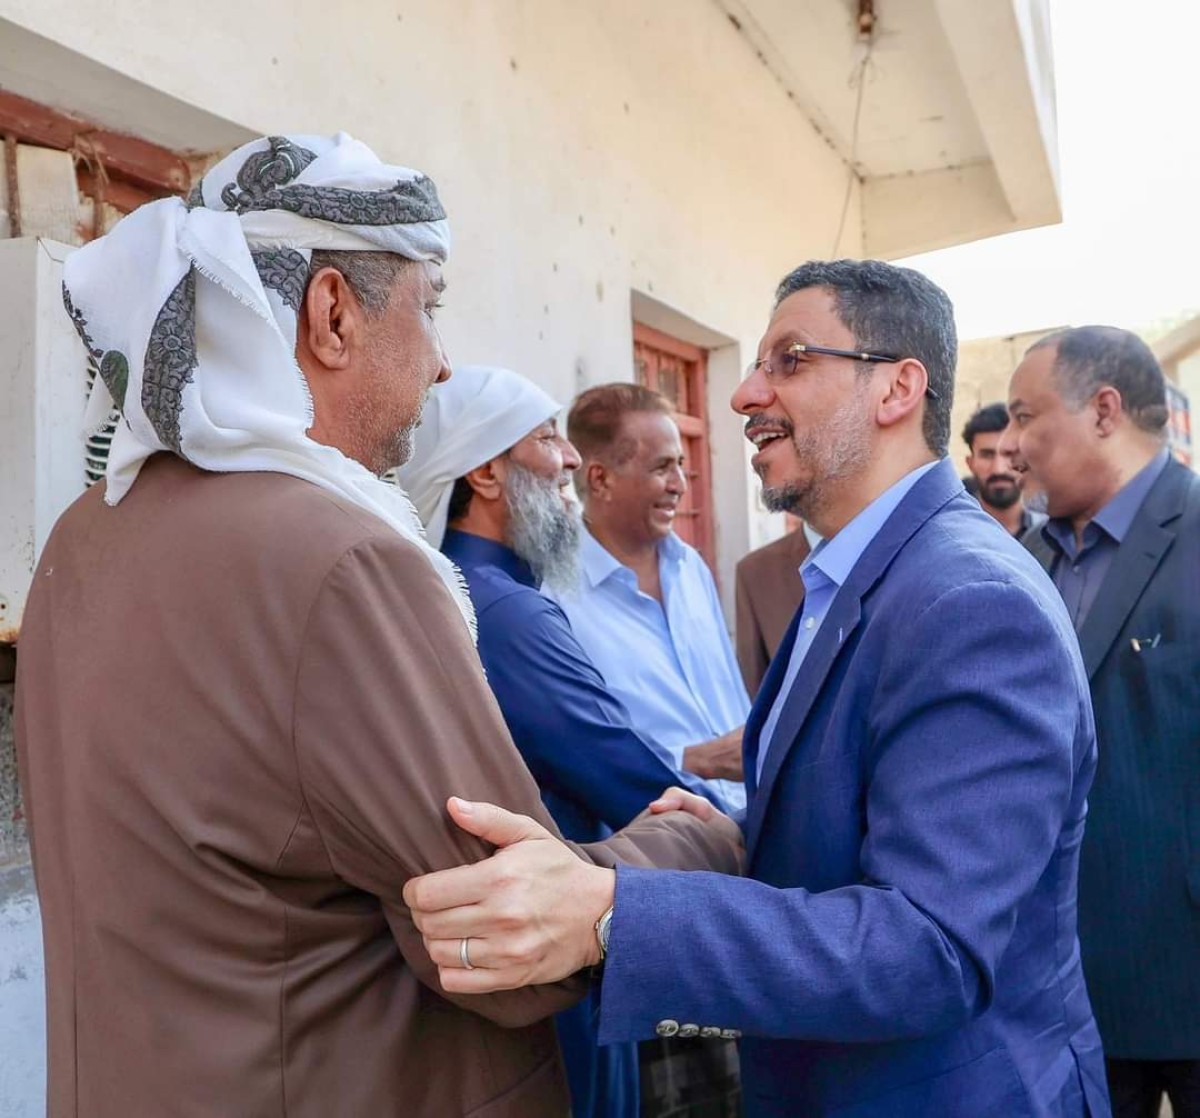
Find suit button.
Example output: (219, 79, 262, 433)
(655, 1019, 680, 1038)
(720, 1029, 741, 1039)
(678, 1023, 700, 1038)
(700, 1026, 721, 1038)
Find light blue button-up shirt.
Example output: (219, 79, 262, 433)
(756, 460, 941, 780)
(550, 529, 749, 811)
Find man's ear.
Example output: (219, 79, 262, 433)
(463, 458, 506, 504)
(298, 267, 360, 372)
(876, 357, 929, 431)
(1093, 385, 1123, 437)
(583, 460, 612, 500)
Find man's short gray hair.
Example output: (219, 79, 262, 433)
(308, 250, 413, 317)
(1027, 326, 1169, 435)
(773, 259, 957, 457)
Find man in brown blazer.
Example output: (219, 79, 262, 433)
(15, 134, 741, 1118)
(734, 525, 812, 694)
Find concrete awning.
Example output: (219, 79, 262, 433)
(716, 0, 1061, 258)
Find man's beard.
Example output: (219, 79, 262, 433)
(505, 462, 582, 592)
(979, 476, 1021, 510)
(370, 391, 430, 476)
(759, 385, 873, 522)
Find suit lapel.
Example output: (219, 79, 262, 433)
(1076, 460, 1189, 680)
(743, 459, 964, 857)
(743, 609, 803, 800)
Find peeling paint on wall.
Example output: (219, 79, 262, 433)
(0, 685, 28, 865)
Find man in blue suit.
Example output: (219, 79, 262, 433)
(404, 260, 1112, 1117)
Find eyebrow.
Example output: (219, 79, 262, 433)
(1007, 399, 1024, 413)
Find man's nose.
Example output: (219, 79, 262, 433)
(668, 462, 688, 494)
(732, 364, 773, 416)
(996, 421, 1018, 459)
(559, 436, 582, 472)
(434, 334, 452, 384)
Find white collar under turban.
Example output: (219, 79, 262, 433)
(62, 132, 475, 635)
(396, 365, 563, 547)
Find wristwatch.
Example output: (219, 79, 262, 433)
(594, 906, 614, 961)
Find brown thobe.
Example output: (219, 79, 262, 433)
(15, 454, 742, 1117)
(733, 528, 810, 696)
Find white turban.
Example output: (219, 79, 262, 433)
(61, 132, 475, 635)
(396, 365, 563, 547)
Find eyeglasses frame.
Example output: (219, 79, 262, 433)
(748, 342, 941, 401)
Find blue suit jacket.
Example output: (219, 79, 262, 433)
(599, 460, 1112, 1117)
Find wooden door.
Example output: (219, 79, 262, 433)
(633, 323, 716, 572)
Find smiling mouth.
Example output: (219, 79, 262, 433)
(744, 418, 792, 451)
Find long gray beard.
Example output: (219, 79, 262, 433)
(506, 462, 582, 592)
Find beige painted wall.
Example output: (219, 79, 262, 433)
(951, 327, 1060, 472)
(0, 0, 867, 603)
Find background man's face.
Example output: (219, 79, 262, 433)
(1004, 344, 1102, 520)
(506, 419, 580, 510)
(732, 286, 874, 520)
(503, 420, 582, 590)
(966, 431, 1021, 510)
(357, 260, 450, 474)
(604, 411, 687, 547)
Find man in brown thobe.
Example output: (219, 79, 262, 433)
(733, 525, 812, 695)
(15, 134, 741, 1117)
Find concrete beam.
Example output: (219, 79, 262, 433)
(862, 160, 1015, 260)
(934, 0, 1061, 230)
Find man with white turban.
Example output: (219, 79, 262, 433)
(397, 365, 728, 1118)
(15, 133, 741, 1118)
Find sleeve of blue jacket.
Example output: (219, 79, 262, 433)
(476, 589, 722, 830)
(596, 578, 1085, 1043)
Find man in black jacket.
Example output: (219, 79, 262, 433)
(1001, 325, 1200, 1118)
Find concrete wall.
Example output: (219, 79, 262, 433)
(0, 0, 866, 595)
(0, 680, 45, 1118)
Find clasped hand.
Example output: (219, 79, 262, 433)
(402, 787, 719, 993)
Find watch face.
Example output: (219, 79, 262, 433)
(596, 907, 614, 956)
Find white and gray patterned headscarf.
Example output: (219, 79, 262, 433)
(62, 132, 475, 636)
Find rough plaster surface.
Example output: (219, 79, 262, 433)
(0, 862, 45, 1117)
(0, 684, 27, 865)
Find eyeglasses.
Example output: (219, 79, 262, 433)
(746, 342, 940, 401)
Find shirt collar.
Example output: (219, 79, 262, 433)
(1045, 447, 1171, 553)
(801, 460, 941, 592)
(579, 524, 682, 589)
(442, 528, 538, 589)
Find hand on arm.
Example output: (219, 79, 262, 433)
(403, 792, 744, 994)
(648, 785, 720, 821)
(683, 726, 744, 781)
(403, 797, 615, 994)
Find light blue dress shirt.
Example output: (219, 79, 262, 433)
(551, 529, 749, 811)
(757, 460, 941, 779)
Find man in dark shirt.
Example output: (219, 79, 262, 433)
(396, 364, 723, 1118)
(1000, 325, 1200, 1118)
(962, 401, 1046, 543)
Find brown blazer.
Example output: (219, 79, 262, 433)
(734, 529, 810, 695)
(15, 454, 742, 1118)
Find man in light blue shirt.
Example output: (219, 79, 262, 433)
(550, 383, 749, 813)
